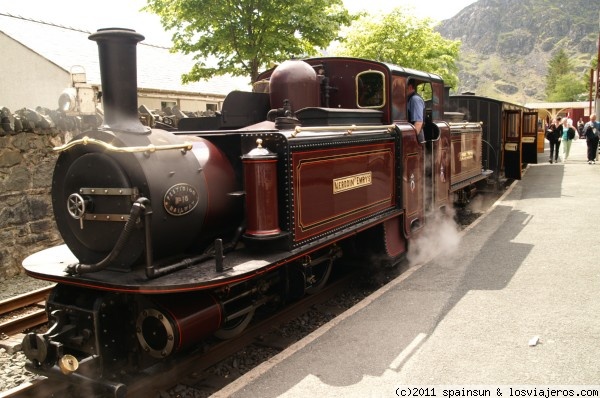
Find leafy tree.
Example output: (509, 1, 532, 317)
(547, 73, 587, 102)
(143, 0, 353, 83)
(333, 8, 461, 89)
(545, 49, 593, 101)
(544, 49, 573, 99)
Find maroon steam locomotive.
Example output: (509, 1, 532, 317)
(21, 28, 489, 396)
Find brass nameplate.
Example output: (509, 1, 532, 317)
(459, 150, 474, 161)
(505, 143, 518, 151)
(333, 172, 372, 194)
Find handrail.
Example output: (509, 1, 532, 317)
(54, 136, 193, 153)
(291, 124, 396, 138)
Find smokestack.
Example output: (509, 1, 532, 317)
(89, 28, 148, 134)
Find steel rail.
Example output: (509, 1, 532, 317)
(0, 309, 48, 336)
(0, 285, 54, 316)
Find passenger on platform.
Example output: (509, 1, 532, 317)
(584, 114, 600, 164)
(547, 116, 562, 163)
(577, 118, 585, 138)
(406, 79, 425, 143)
(566, 115, 574, 130)
(560, 117, 577, 162)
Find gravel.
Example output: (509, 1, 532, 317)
(0, 350, 33, 393)
(0, 274, 53, 301)
(0, 274, 53, 393)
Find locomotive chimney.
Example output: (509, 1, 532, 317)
(89, 28, 148, 134)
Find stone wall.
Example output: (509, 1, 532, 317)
(0, 129, 71, 279)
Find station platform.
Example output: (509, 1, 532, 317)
(214, 137, 600, 397)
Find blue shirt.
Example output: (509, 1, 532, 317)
(584, 121, 600, 137)
(586, 120, 600, 129)
(407, 93, 425, 125)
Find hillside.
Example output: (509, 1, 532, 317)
(436, 0, 599, 103)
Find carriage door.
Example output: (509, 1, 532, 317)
(503, 110, 522, 180)
(521, 111, 538, 165)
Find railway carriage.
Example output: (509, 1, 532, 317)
(20, 28, 495, 396)
(446, 94, 538, 182)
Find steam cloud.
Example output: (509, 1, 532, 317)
(406, 206, 461, 266)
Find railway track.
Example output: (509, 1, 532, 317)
(0, 286, 53, 337)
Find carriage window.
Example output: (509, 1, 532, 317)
(506, 112, 520, 139)
(357, 71, 385, 108)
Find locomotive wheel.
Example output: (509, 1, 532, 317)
(213, 309, 255, 340)
(305, 259, 333, 295)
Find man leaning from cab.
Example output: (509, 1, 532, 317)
(407, 78, 425, 143)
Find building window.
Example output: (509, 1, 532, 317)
(206, 103, 218, 112)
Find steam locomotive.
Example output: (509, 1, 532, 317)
(21, 28, 490, 396)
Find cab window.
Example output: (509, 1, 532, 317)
(357, 71, 385, 108)
(415, 81, 433, 104)
(413, 80, 436, 123)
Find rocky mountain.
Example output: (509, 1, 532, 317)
(436, 0, 599, 103)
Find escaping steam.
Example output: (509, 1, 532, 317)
(407, 206, 461, 266)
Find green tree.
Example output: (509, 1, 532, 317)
(547, 73, 587, 102)
(545, 49, 592, 101)
(143, 0, 353, 83)
(334, 8, 460, 89)
(544, 49, 573, 99)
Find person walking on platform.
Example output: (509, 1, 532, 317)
(584, 114, 600, 164)
(578, 117, 585, 138)
(561, 117, 576, 162)
(546, 116, 562, 163)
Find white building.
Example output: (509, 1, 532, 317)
(0, 13, 250, 114)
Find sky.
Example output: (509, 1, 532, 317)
(1, 0, 478, 47)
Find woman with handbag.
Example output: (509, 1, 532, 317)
(547, 117, 562, 163)
(560, 117, 577, 162)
